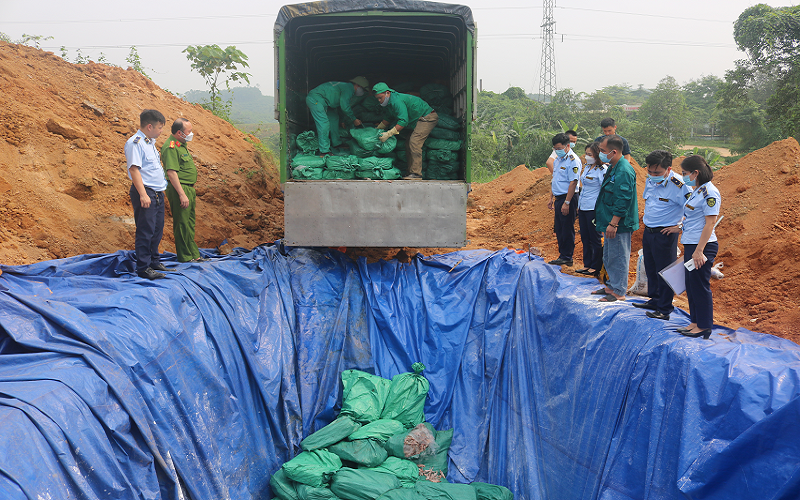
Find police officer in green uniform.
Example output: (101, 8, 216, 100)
(162, 118, 206, 263)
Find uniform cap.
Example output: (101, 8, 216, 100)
(350, 76, 369, 89)
(372, 82, 394, 94)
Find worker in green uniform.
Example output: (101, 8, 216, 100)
(162, 118, 207, 263)
(373, 82, 439, 180)
(306, 77, 369, 154)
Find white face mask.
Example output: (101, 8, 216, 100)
(585, 155, 596, 165)
(355, 86, 365, 96)
(380, 93, 391, 107)
(183, 132, 193, 142)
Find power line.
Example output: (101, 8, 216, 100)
(480, 33, 736, 48)
(0, 13, 276, 25)
(555, 5, 733, 23)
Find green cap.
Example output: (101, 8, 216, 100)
(350, 76, 369, 89)
(372, 82, 393, 94)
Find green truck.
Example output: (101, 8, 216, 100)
(274, 0, 476, 247)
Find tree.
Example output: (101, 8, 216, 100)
(502, 86, 528, 100)
(727, 4, 800, 140)
(683, 75, 723, 138)
(126, 46, 149, 78)
(184, 44, 251, 121)
(630, 76, 690, 151)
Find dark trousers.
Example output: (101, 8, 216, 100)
(553, 194, 578, 260)
(130, 185, 165, 272)
(578, 209, 602, 270)
(684, 241, 719, 329)
(642, 228, 680, 313)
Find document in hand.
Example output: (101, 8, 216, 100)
(658, 258, 686, 295)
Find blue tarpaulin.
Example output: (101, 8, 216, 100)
(0, 245, 798, 500)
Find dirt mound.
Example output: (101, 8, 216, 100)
(471, 164, 548, 209)
(0, 42, 283, 265)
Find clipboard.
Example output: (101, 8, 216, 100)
(658, 258, 686, 295)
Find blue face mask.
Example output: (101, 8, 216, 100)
(648, 174, 666, 183)
(599, 151, 610, 163)
(683, 174, 696, 186)
(569, 142, 576, 149)
(555, 148, 567, 158)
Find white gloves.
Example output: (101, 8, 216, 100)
(379, 127, 399, 143)
(376, 122, 387, 130)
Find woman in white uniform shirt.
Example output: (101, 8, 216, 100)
(576, 142, 608, 277)
(667, 155, 721, 339)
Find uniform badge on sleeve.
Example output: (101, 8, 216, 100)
(573, 166, 578, 173)
(685, 193, 691, 199)
(133, 136, 141, 144)
(707, 198, 716, 207)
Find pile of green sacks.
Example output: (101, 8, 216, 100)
(291, 129, 402, 180)
(270, 363, 513, 500)
(424, 113, 462, 180)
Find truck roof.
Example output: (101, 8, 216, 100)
(274, 0, 475, 34)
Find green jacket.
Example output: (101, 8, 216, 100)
(161, 135, 197, 185)
(594, 157, 639, 232)
(308, 82, 357, 123)
(385, 92, 433, 129)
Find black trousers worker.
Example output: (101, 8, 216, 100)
(553, 193, 579, 262)
(130, 185, 165, 273)
(642, 228, 680, 314)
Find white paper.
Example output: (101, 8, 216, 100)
(659, 258, 686, 295)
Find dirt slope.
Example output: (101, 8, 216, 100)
(0, 42, 797, 343)
(0, 42, 283, 265)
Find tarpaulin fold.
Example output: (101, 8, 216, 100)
(0, 246, 798, 500)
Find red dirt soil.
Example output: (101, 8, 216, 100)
(1, 43, 798, 344)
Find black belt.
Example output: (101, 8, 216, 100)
(181, 183, 195, 188)
(644, 225, 669, 233)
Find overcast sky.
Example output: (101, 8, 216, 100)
(2, 0, 798, 98)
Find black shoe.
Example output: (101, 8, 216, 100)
(632, 302, 657, 310)
(403, 173, 422, 180)
(151, 262, 176, 272)
(190, 257, 210, 263)
(646, 310, 670, 321)
(681, 329, 712, 339)
(548, 258, 573, 266)
(675, 327, 692, 334)
(138, 267, 166, 280)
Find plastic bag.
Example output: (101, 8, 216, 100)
(470, 482, 514, 500)
(297, 131, 320, 154)
(425, 149, 458, 163)
(434, 113, 461, 131)
(297, 483, 341, 500)
(349, 419, 406, 442)
(350, 128, 383, 152)
(423, 139, 463, 151)
(328, 439, 388, 468)
(340, 369, 392, 423)
(376, 489, 423, 500)
(283, 450, 343, 488)
(293, 165, 325, 180)
(293, 154, 327, 169)
(627, 249, 648, 296)
(330, 468, 402, 500)
(415, 482, 476, 500)
(363, 457, 420, 489)
(271, 469, 301, 500)
(301, 416, 362, 451)
(428, 127, 460, 141)
(380, 363, 430, 428)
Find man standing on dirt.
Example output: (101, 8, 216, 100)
(547, 133, 581, 266)
(593, 134, 639, 302)
(124, 109, 172, 280)
(162, 118, 206, 263)
(594, 118, 633, 163)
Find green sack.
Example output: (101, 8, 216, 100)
(415, 427, 453, 478)
(283, 450, 343, 487)
(349, 419, 406, 442)
(420, 83, 454, 111)
(356, 168, 402, 180)
(323, 169, 356, 180)
(350, 128, 383, 152)
(297, 131, 320, 154)
(376, 489, 423, 500)
(376, 135, 397, 154)
(293, 166, 325, 180)
(297, 483, 341, 500)
(424, 139, 463, 151)
(380, 363, 430, 428)
(350, 142, 375, 158)
(470, 482, 513, 500)
(428, 127, 460, 141)
(434, 113, 461, 131)
(271, 469, 301, 500)
(415, 482, 477, 500)
(331, 468, 402, 500)
(301, 416, 362, 451)
(341, 369, 392, 423)
(326, 155, 359, 169)
(329, 439, 388, 468)
(293, 154, 327, 169)
(363, 457, 420, 488)
(358, 157, 395, 170)
(424, 149, 458, 163)
(424, 161, 459, 181)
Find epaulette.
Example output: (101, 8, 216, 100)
(133, 136, 141, 144)
(169, 140, 176, 149)
(670, 176, 684, 187)
(698, 185, 708, 197)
